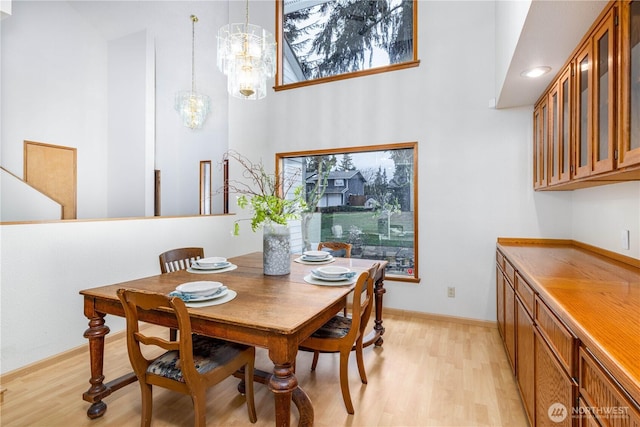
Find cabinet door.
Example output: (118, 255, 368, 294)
(516, 297, 535, 426)
(534, 98, 550, 188)
(504, 277, 516, 374)
(592, 8, 616, 175)
(618, 0, 640, 167)
(575, 42, 593, 179)
(559, 66, 573, 183)
(535, 330, 576, 427)
(549, 81, 561, 185)
(497, 265, 505, 339)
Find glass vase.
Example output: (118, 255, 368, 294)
(263, 222, 291, 275)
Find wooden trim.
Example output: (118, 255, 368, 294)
(497, 238, 640, 269)
(573, 240, 640, 268)
(383, 306, 498, 329)
(0, 326, 151, 384)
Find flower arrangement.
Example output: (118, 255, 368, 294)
(223, 150, 307, 235)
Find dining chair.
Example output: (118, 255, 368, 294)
(317, 241, 352, 258)
(159, 247, 204, 273)
(117, 288, 257, 427)
(298, 263, 379, 414)
(159, 247, 205, 341)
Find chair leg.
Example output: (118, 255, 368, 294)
(139, 382, 153, 427)
(339, 349, 354, 414)
(169, 328, 177, 341)
(310, 351, 320, 371)
(355, 336, 368, 384)
(191, 388, 207, 427)
(244, 356, 257, 423)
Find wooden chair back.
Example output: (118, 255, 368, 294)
(159, 247, 204, 273)
(317, 241, 352, 258)
(117, 289, 195, 385)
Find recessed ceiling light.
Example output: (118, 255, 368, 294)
(520, 66, 552, 78)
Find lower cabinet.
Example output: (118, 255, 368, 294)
(496, 244, 640, 427)
(535, 329, 577, 426)
(516, 296, 535, 425)
(579, 347, 640, 427)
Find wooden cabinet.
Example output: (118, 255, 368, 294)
(516, 292, 535, 425)
(535, 330, 576, 427)
(579, 347, 640, 427)
(503, 261, 517, 374)
(496, 241, 640, 427)
(618, 0, 640, 168)
(533, 1, 640, 190)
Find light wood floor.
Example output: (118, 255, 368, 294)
(0, 312, 528, 426)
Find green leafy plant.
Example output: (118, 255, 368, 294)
(224, 150, 307, 235)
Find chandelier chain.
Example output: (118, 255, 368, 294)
(190, 14, 198, 93)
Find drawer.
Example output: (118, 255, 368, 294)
(496, 250, 505, 271)
(515, 272, 535, 317)
(535, 296, 578, 377)
(504, 258, 516, 285)
(579, 347, 640, 427)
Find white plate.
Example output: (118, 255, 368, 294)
(303, 250, 330, 259)
(310, 272, 352, 282)
(304, 274, 356, 286)
(186, 290, 237, 307)
(315, 265, 351, 277)
(190, 261, 232, 270)
(294, 256, 335, 265)
(176, 281, 223, 296)
(301, 255, 334, 262)
(195, 256, 227, 265)
(187, 264, 238, 274)
(181, 288, 229, 302)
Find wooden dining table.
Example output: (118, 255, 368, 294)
(80, 252, 386, 426)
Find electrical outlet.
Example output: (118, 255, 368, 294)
(447, 286, 455, 298)
(621, 229, 630, 250)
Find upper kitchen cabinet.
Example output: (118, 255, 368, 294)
(619, 0, 640, 168)
(533, 1, 640, 191)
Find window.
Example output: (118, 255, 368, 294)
(277, 142, 419, 282)
(275, 0, 420, 90)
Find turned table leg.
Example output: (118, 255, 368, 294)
(82, 312, 110, 419)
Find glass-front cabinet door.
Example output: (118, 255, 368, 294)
(592, 8, 616, 174)
(574, 43, 592, 179)
(560, 67, 572, 183)
(549, 65, 572, 185)
(619, 0, 640, 167)
(533, 97, 549, 189)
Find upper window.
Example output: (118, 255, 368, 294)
(275, 0, 419, 90)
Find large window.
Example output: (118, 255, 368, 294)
(275, 0, 419, 90)
(277, 142, 419, 282)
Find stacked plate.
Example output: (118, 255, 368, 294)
(300, 250, 333, 263)
(191, 257, 231, 271)
(172, 281, 228, 302)
(310, 266, 357, 282)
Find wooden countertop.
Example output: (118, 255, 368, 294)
(496, 239, 640, 407)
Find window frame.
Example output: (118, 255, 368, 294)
(274, 0, 420, 91)
(276, 141, 420, 283)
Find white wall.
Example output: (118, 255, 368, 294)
(1, 1, 230, 219)
(1, 0, 109, 219)
(0, 216, 261, 373)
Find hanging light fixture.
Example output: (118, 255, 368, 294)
(217, 0, 276, 100)
(175, 15, 211, 129)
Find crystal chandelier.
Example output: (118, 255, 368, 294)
(217, 0, 276, 100)
(175, 15, 211, 129)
